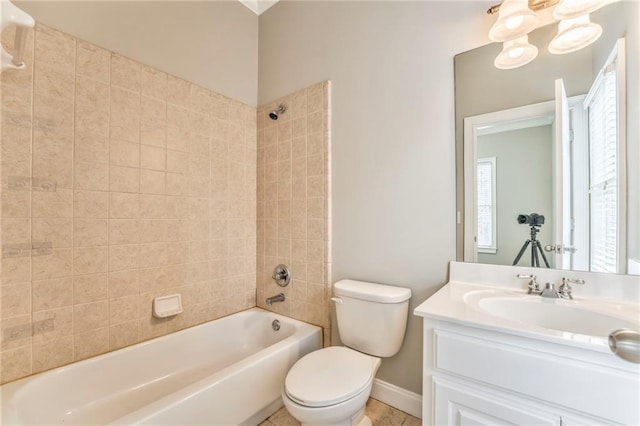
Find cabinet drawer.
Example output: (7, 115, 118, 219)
(434, 377, 560, 426)
(433, 329, 638, 424)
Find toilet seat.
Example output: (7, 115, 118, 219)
(284, 347, 379, 408)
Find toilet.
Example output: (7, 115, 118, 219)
(282, 279, 412, 426)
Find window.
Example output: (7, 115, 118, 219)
(587, 62, 618, 273)
(477, 157, 497, 253)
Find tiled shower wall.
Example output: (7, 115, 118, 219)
(256, 82, 331, 342)
(0, 24, 257, 383)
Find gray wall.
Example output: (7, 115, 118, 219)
(477, 125, 555, 267)
(15, 1, 259, 106)
(259, 1, 492, 394)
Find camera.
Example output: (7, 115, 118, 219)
(517, 213, 545, 227)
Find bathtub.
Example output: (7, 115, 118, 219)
(1, 308, 322, 425)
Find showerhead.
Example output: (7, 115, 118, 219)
(269, 104, 286, 120)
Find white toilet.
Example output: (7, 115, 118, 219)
(282, 279, 412, 426)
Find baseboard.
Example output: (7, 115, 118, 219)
(371, 378, 422, 418)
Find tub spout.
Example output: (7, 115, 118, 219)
(266, 293, 285, 306)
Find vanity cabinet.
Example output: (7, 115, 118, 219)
(421, 320, 639, 425)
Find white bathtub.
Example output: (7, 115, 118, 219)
(1, 308, 322, 425)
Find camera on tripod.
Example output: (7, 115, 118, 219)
(512, 212, 550, 268)
(517, 213, 545, 227)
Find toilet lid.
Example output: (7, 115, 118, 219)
(285, 347, 378, 408)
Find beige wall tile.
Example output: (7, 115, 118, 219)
(34, 62, 74, 102)
(75, 102, 110, 139)
(140, 194, 167, 219)
(32, 189, 72, 218)
(140, 170, 165, 195)
(32, 306, 73, 344)
(110, 140, 139, 168)
(140, 121, 166, 147)
(141, 66, 167, 100)
(1, 314, 32, 350)
(32, 277, 73, 312)
(139, 243, 168, 268)
(111, 54, 140, 92)
(76, 40, 110, 83)
(110, 295, 139, 324)
(74, 300, 108, 333)
(109, 244, 139, 272)
(74, 273, 108, 304)
(74, 246, 109, 275)
(34, 25, 75, 72)
(108, 270, 139, 298)
(74, 161, 109, 191)
(75, 190, 109, 218)
(74, 328, 109, 361)
(109, 219, 140, 245)
(1, 346, 32, 383)
(109, 192, 139, 219)
(109, 320, 139, 350)
(1, 258, 31, 286)
(1, 25, 259, 381)
(75, 132, 109, 165)
(109, 165, 140, 193)
(141, 145, 166, 171)
(32, 248, 72, 281)
(1, 283, 31, 319)
(74, 219, 108, 247)
(32, 335, 73, 374)
(167, 75, 190, 107)
(75, 75, 109, 110)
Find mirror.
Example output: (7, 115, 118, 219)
(455, 1, 639, 275)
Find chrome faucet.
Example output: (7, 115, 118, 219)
(266, 293, 285, 306)
(518, 274, 586, 299)
(517, 274, 542, 295)
(558, 277, 585, 300)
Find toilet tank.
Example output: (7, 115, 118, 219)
(333, 280, 411, 358)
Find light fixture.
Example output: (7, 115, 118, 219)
(488, 0, 539, 42)
(548, 14, 603, 54)
(553, 0, 607, 20)
(494, 35, 539, 69)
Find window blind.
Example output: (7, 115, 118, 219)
(588, 66, 618, 273)
(477, 158, 496, 252)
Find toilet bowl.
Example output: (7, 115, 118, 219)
(282, 347, 381, 426)
(281, 280, 411, 426)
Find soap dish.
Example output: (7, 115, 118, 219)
(153, 294, 183, 318)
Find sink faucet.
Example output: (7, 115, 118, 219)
(518, 274, 585, 299)
(517, 274, 542, 295)
(266, 293, 285, 306)
(558, 277, 585, 300)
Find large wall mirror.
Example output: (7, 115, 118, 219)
(455, 1, 639, 275)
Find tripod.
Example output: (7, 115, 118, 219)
(512, 225, 550, 268)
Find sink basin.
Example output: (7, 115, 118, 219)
(477, 297, 638, 338)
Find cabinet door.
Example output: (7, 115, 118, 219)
(434, 379, 560, 426)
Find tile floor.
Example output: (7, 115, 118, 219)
(260, 398, 422, 426)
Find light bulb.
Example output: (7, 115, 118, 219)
(554, 0, 607, 20)
(489, 0, 539, 42)
(494, 36, 538, 70)
(509, 47, 525, 58)
(505, 15, 524, 30)
(549, 14, 603, 54)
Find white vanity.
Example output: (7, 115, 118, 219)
(414, 262, 640, 425)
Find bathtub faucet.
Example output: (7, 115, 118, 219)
(266, 293, 286, 306)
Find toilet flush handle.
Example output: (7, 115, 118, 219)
(331, 297, 343, 304)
